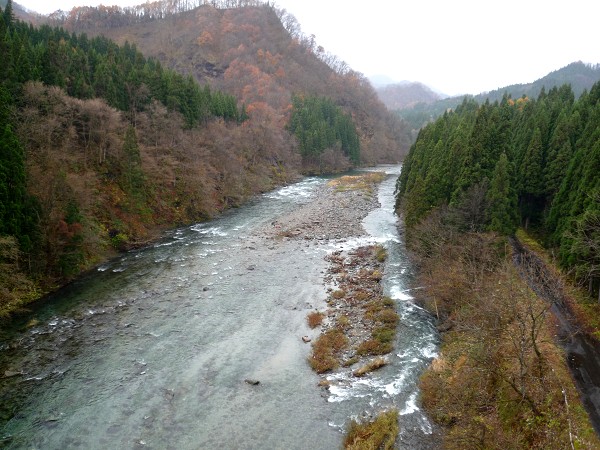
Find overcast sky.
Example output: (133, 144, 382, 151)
(15, 0, 600, 96)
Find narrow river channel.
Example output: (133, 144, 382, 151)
(0, 165, 438, 449)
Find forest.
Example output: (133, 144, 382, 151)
(396, 84, 600, 298)
(395, 81, 600, 447)
(0, 0, 409, 317)
(288, 95, 360, 173)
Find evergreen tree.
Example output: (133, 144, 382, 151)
(0, 86, 38, 253)
(396, 79, 600, 294)
(289, 95, 360, 168)
(520, 127, 544, 195)
(487, 153, 517, 235)
(519, 127, 545, 227)
(544, 111, 573, 196)
(2, 0, 14, 28)
(58, 199, 85, 277)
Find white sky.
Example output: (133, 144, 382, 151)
(15, 0, 600, 96)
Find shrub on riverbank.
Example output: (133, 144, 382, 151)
(308, 327, 348, 373)
(374, 245, 387, 263)
(410, 211, 600, 448)
(343, 409, 399, 450)
(306, 311, 325, 329)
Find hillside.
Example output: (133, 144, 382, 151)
(0, 0, 411, 316)
(396, 61, 600, 133)
(396, 83, 600, 296)
(375, 81, 442, 110)
(49, 1, 411, 167)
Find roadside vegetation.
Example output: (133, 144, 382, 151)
(405, 203, 600, 449)
(517, 229, 600, 341)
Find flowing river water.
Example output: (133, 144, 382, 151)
(0, 165, 439, 449)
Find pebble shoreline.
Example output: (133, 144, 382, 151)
(264, 183, 381, 241)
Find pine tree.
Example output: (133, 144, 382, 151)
(2, 0, 14, 28)
(544, 111, 573, 196)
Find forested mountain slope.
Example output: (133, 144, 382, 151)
(396, 83, 600, 298)
(50, 0, 410, 168)
(0, 0, 410, 316)
(395, 76, 600, 449)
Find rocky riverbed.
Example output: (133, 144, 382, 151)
(264, 180, 381, 242)
(261, 174, 400, 403)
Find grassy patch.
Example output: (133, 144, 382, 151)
(328, 172, 386, 193)
(308, 328, 349, 373)
(332, 289, 346, 299)
(306, 311, 325, 329)
(353, 357, 387, 377)
(343, 409, 399, 450)
(343, 356, 360, 367)
(374, 244, 387, 263)
(338, 314, 351, 328)
(515, 228, 547, 254)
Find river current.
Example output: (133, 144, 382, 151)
(0, 165, 438, 449)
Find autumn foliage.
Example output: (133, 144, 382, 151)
(0, 0, 412, 316)
(405, 206, 600, 449)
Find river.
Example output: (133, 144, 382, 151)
(0, 165, 439, 449)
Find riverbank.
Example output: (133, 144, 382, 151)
(407, 217, 600, 448)
(261, 174, 397, 371)
(264, 173, 383, 241)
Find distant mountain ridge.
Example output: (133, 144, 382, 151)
(472, 61, 600, 102)
(375, 81, 442, 110)
(395, 61, 600, 133)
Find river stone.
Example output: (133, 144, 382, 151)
(3, 370, 22, 378)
